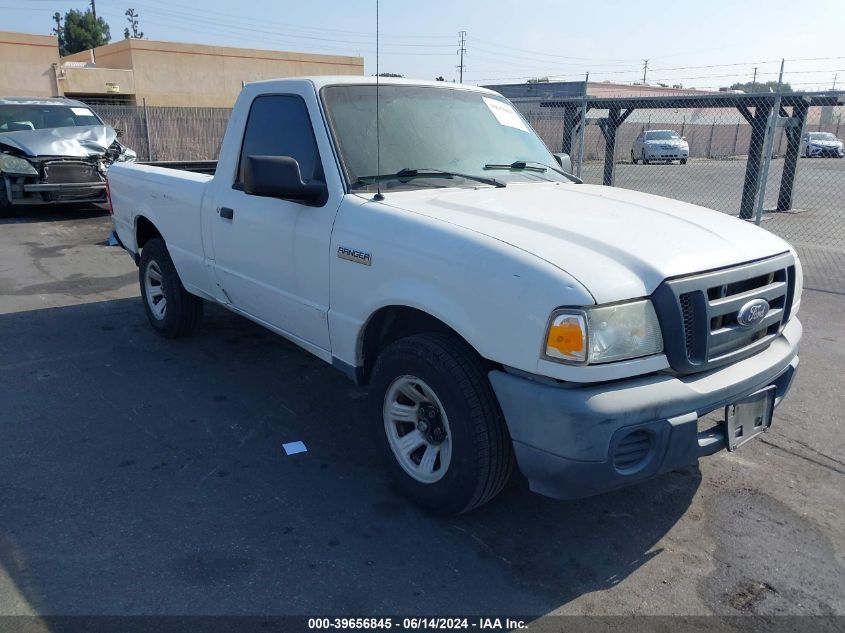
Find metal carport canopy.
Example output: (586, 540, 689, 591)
(542, 91, 844, 218)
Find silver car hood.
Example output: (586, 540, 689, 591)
(0, 125, 117, 158)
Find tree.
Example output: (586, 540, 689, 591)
(51, 12, 66, 56)
(730, 80, 793, 93)
(123, 8, 144, 39)
(527, 77, 550, 84)
(57, 8, 110, 55)
(435, 76, 445, 82)
(377, 72, 404, 78)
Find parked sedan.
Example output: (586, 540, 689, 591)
(0, 97, 136, 215)
(802, 132, 844, 158)
(631, 129, 689, 164)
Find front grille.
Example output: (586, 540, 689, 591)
(42, 161, 102, 184)
(680, 293, 697, 352)
(654, 253, 795, 374)
(612, 430, 653, 471)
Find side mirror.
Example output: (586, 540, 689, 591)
(553, 152, 572, 173)
(114, 128, 124, 138)
(242, 155, 327, 205)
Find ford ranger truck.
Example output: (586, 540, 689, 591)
(107, 77, 802, 514)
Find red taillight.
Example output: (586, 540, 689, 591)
(105, 178, 114, 215)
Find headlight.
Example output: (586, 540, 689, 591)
(0, 154, 38, 176)
(118, 147, 137, 163)
(544, 299, 664, 364)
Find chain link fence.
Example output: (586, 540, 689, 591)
(89, 96, 844, 293)
(514, 93, 845, 294)
(94, 104, 232, 162)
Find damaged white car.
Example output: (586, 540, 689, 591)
(0, 97, 136, 214)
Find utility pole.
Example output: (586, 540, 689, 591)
(752, 67, 758, 88)
(90, 0, 97, 21)
(457, 31, 467, 84)
(833, 73, 839, 91)
(642, 59, 648, 85)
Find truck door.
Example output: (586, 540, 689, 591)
(206, 94, 337, 352)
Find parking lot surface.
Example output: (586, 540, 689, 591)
(0, 210, 843, 618)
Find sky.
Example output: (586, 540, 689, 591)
(3, 0, 845, 91)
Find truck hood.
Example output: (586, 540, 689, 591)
(0, 125, 116, 158)
(378, 182, 791, 303)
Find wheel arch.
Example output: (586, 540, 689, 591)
(356, 304, 492, 385)
(135, 215, 163, 251)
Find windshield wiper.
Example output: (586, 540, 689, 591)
(352, 167, 506, 190)
(484, 160, 548, 172)
(484, 160, 582, 184)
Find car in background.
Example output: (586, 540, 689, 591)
(801, 132, 844, 158)
(0, 97, 136, 215)
(631, 129, 689, 164)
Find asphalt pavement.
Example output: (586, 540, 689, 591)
(0, 209, 843, 620)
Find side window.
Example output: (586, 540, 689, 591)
(237, 95, 321, 187)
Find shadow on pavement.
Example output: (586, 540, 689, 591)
(0, 204, 109, 225)
(0, 298, 700, 616)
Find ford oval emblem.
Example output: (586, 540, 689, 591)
(737, 298, 770, 328)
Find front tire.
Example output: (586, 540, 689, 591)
(680, 158, 688, 165)
(369, 333, 514, 514)
(139, 237, 203, 338)
(642, 151, 650, 165)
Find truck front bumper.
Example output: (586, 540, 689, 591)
(489, 317, 801, 500)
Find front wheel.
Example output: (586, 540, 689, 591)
(642, 151, 650, 165)
(369, 333, 514, 514)
(680, 158, 688, 165)
(139, 237, 203, 338)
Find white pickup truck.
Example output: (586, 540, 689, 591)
(108, 77, 803, 514)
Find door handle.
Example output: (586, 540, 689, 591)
(218, 207, 234, 220)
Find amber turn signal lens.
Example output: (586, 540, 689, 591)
(545, 313, 586, 362)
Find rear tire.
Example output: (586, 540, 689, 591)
(139, 237, 203, 338)
(369, 333, 514, 515)
(631, 150, 638, 164)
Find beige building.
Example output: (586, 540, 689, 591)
(1, 32, 63, 97)
(1, 31, 364, 106)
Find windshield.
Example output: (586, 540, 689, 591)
(0, 104, 102, 133)
(645, 131, 680, 140)
(321, 84, 567, 191)
(808, 132, 837, 141)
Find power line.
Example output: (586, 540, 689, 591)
(99, 5, 455, 56)
(471, 36, 639, 63)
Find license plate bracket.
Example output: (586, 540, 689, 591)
(725, 386, 776, 451)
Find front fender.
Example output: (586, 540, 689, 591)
(328, 197, 593, 376)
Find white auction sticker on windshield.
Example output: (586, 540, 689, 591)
(482, 96, 529, 132)
(71, 107, 94, 117)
